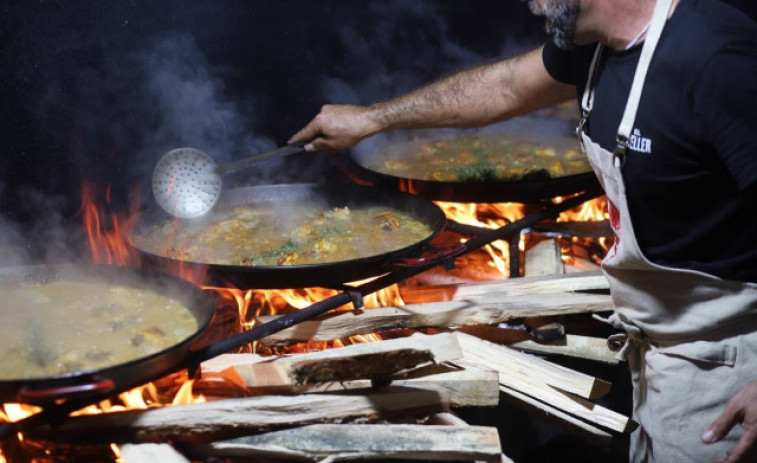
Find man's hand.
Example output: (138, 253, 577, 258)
(702, 380, 757, 463)
(288, 104, 381, 153)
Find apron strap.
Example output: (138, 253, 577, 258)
(577, 45, 604, 139)
(614, 0, 675, 164)
(576, 0, 676, 165)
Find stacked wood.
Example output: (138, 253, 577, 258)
(258, 273, 612, 343)
(458, 325, 618, 364)
(452, 331, 630, 436)
(201, 354, 499, 407)
(223, 332, 463, 393)
(25, 387, 450, 444)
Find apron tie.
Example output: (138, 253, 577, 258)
(593, 313, 648, 361)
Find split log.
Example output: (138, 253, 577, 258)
(187, 424, 502, 462)
(428, 413, 517, 463)
(499, 386, 612, 440)
(259, 292, 612, 343)
(454, 331, 612, 400)
(224, 333, 462, 392)
(524, 238, 564, 277)
(119, 443, 191, 463)
(24, 387, 449, 444)
(203, 355, 497, 407)
(307, 364, 500, 407)
(401, 271, 609, 304)
(509, 335, 618, 364)
(459, 326, 618, 364)
(451, 333, 630, 433)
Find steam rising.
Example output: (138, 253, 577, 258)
(0, 1, 545, 267)
(135, 34, 275, 179)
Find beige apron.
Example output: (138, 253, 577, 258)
(577, 0, 757, 461)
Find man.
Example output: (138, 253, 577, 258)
(289, 0, 757, 462)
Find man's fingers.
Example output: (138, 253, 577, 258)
(723, 429, 757, 463)
(705, 402, 741, 443)
(288, 124, 320, 148)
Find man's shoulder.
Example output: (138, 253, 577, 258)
(657, 0, 757, 79)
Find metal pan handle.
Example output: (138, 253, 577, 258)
(17, 379, 116, 404)
(389, 242, 466, 267)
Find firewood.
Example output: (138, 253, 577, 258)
(499, 386, 612, 440)
(23, 387, 449, 444)
(258, 292, 612, 343)
(223, 333, 461, 392)
(401, 271, 609, 304)
(453, 331, 611, 400)
(524, 238, 564, 277)
(119, 443, 191, 463)
(186, 424, 502, 462)
(202, 354, 497, 407)
(428, 413, 517, 463)
(455, 355, 628, 433)
(459, 326, 618, 364)
(306, 364, 500, 407)
(450, 333, 630, 434)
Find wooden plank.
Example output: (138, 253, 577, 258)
(202, 355, 498, 407)
(119, 443, 190, 463)
(454, 331, 612, 400)
(229, 348, 435, 393)
(499, 386, 612, 440)
(459, 326, 618, 364)
(428, 413, 517, 463)
(307, 364, 500, 407)
(452, 351, 629, 433)
(227, 333, 462, 392)
(509, 335, 619, 365)
(524, 238, 564, 277)
(187, 424, 502, 462)
(401, 271, 609, 304)
(24, 387, 449, 444)
(259, 292, 612, 343)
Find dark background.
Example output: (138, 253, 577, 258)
(0, 1, 543, 222)
(1, 0, 753, 263)
(0, 0, 548, 264)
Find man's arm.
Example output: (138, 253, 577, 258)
(289, 46, 575, 152)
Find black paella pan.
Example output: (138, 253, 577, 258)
(344, 124, 602, 203)
(130, 183, 453, 289)
(0, 263, 215, 406)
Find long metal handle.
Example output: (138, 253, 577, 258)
(216, 145, 305, 174)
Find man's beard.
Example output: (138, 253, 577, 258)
(529, 0, 580, 50)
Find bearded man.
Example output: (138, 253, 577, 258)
(289, 1, 757, 461)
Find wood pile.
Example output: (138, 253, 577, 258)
(6, 272, 629, 463)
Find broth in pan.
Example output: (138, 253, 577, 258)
(0, 278, 198, 380)
(132, 204, 433, 266)
(364, 134, 591, 182)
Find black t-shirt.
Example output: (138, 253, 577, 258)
(542, 0, 757, 283)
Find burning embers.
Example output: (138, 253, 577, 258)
(0, 182, 611, 462)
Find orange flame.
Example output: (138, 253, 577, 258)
(80, 183, 140, 267)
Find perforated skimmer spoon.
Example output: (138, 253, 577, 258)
(152, 145, 304, 219)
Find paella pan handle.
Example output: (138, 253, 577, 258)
(17, 378, 116, 404)
(389, 242, 466, 267)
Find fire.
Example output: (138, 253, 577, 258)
(80, 183, 141, 267)
(0, 183, 610, 461)
(434, 200, 525, 277)
(435, 195, 609, 278)
(556, 195, 608, 222)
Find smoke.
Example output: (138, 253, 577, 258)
(0, 0, 548, 267)
(320, 0, 542, 104)
(132, 33, 276, 186)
